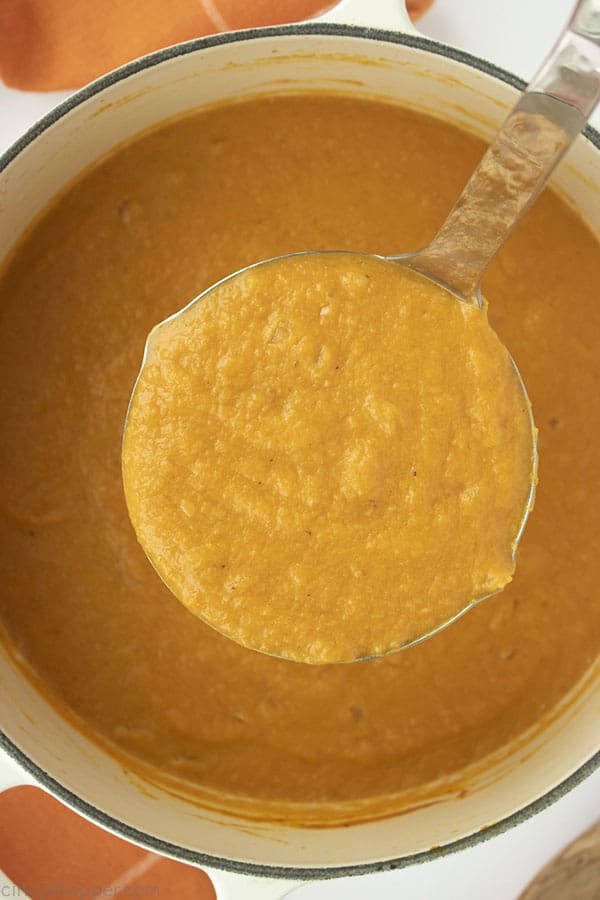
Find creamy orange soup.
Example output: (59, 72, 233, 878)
(123, 253, 535, 664)
(1, 95, 599, 823)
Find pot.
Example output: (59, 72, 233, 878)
(1, 1, 599, 897)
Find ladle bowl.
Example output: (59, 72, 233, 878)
(124, 0, 600, 660)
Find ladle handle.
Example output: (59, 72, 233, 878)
(406, 0, 600, 304)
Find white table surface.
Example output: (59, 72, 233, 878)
(1, 1, 599, 898)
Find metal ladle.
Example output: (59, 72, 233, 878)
(124, 0, 600, 660)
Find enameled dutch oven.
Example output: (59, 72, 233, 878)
(1, 1, 599, 897)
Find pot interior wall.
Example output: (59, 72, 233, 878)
(1, 30, 599, 870)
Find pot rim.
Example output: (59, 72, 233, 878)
(1, 20, 599, 881)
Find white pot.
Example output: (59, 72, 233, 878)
(1, 2, 599, 898)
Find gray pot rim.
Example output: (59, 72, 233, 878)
(1, 20, 599, 882)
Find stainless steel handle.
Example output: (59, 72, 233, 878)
(405, 0, 600, 304)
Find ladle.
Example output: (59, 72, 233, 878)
(123, 0, 600, 661)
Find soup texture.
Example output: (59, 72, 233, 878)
(0, 95, 599, 822)
(123, 253, 535, 664)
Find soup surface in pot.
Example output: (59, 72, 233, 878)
(1, 94, 599, 823)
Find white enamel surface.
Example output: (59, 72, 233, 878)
(1, 3, 599, 898)
(316, 0, 418, 32)
(206, 869, 304, 899)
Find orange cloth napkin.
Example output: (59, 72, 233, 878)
(0, 785, 216, 899)
(0, 0, 433, 92)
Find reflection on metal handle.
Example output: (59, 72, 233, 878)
(571, 0, 600, 45)
(532, 0, 600, 115)
(407, 0, 600, 304)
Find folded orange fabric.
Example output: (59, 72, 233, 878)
(0, 0, 433, 92)
(0, 786, 216, 899)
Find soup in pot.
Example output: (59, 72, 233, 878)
(0, 94, 599, 823)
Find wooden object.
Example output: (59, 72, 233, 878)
(520, 821, 600, 900)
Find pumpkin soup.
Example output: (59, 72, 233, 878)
(0, 95, 598, 822)
(122, 253, 535, 663)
